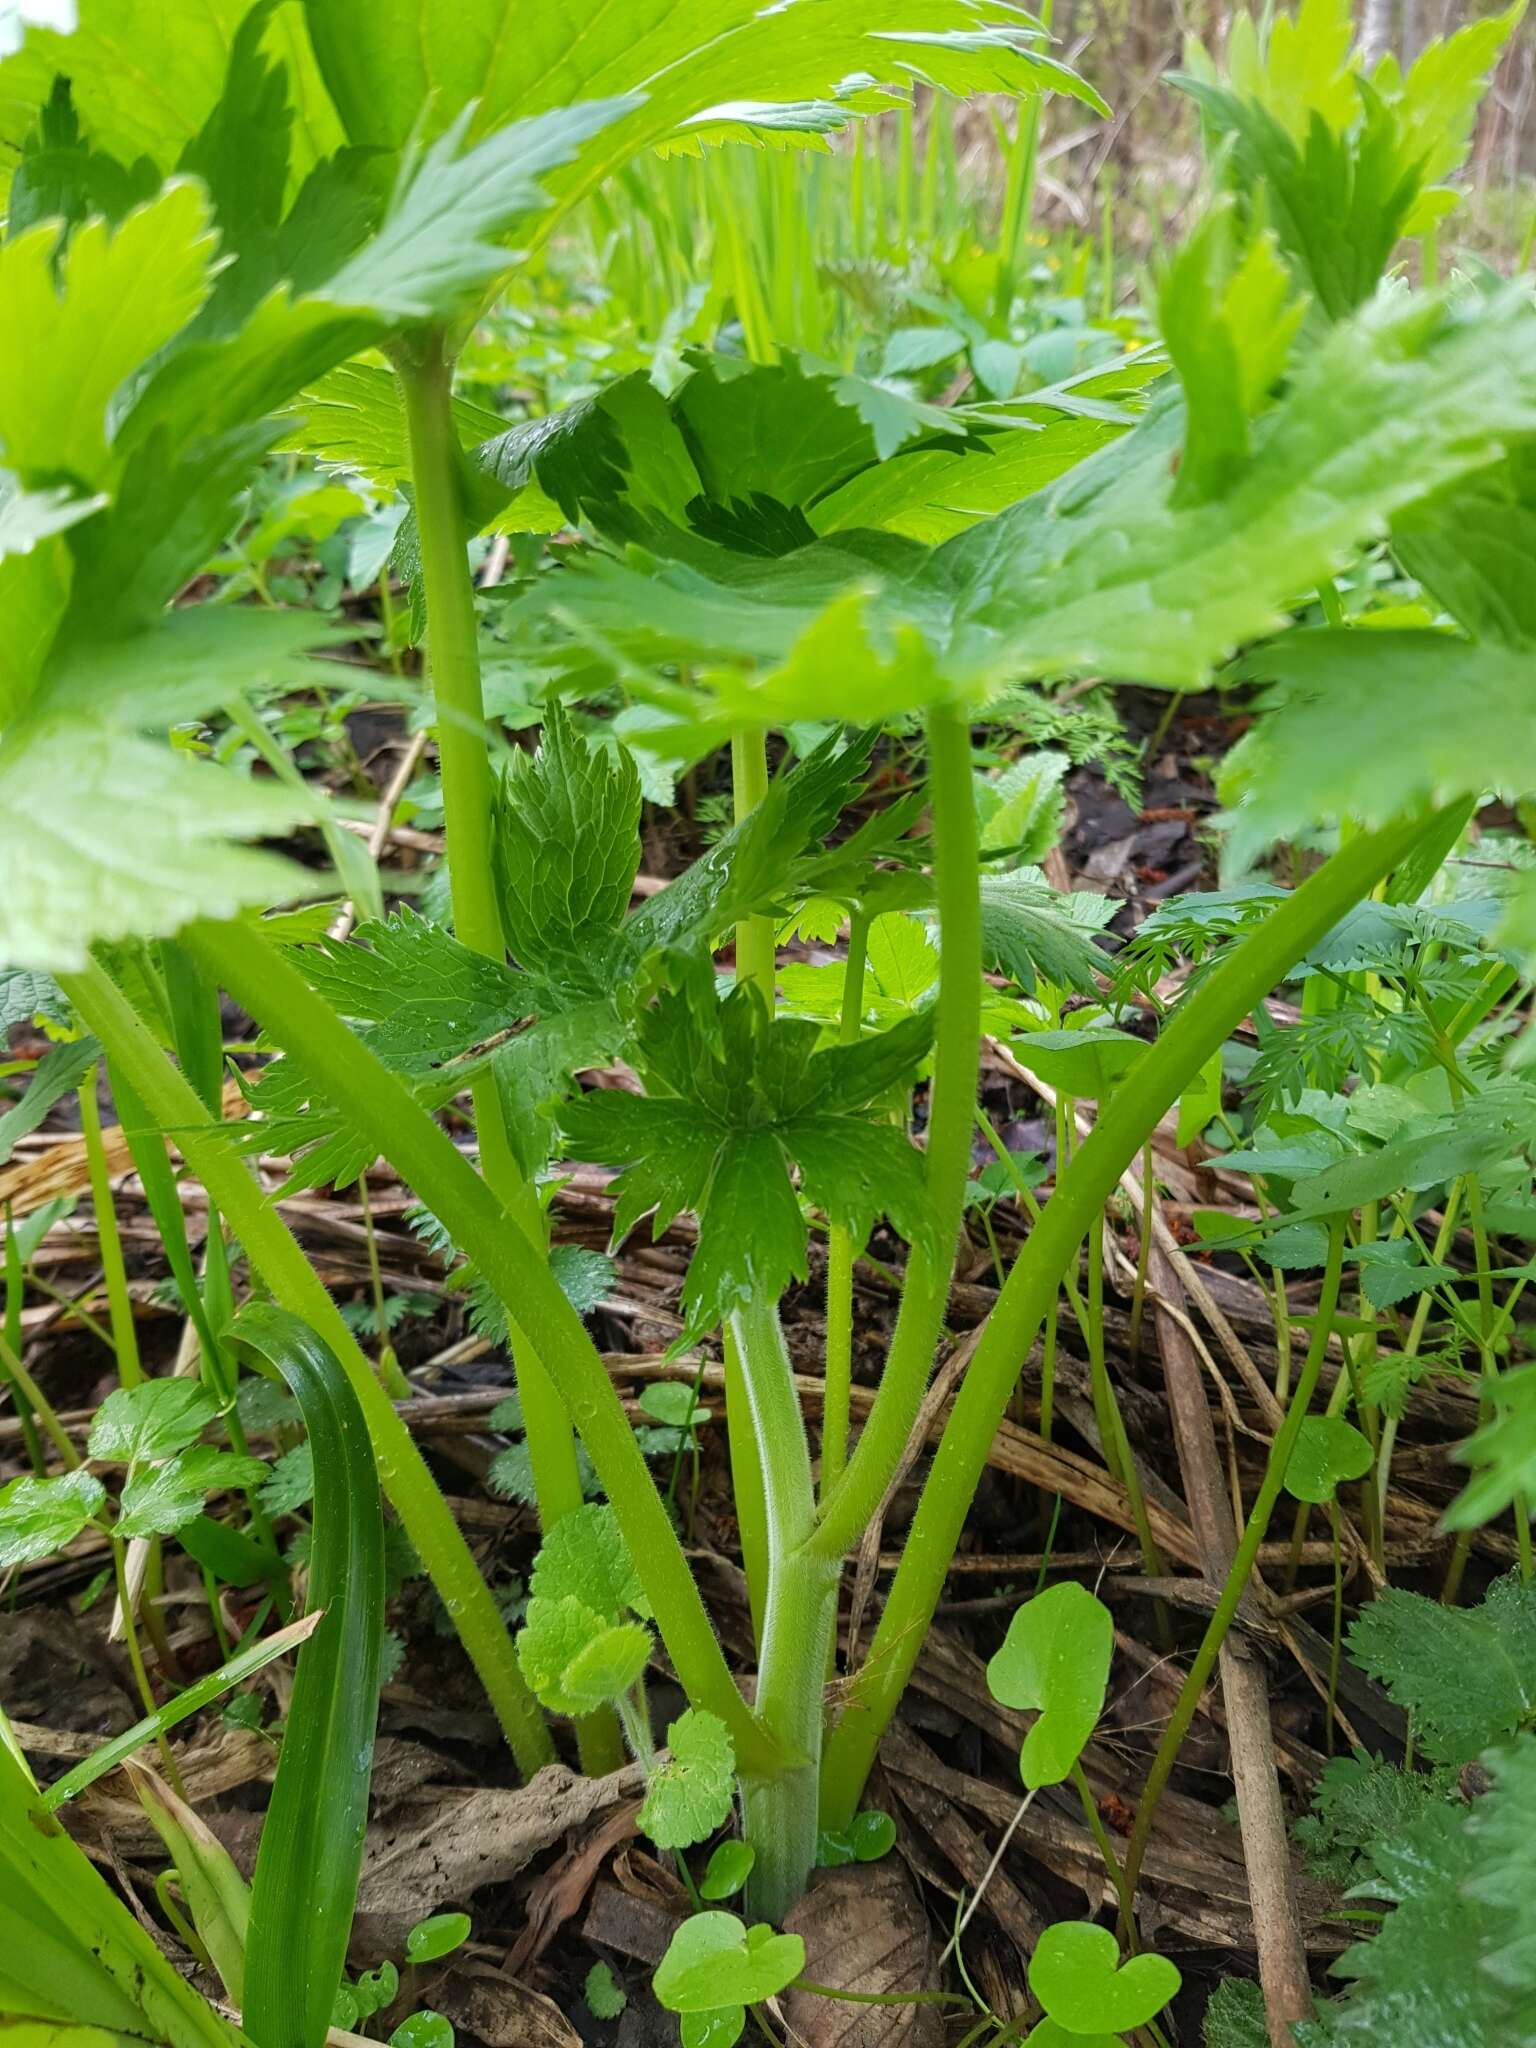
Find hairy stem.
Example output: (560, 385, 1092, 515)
(730, 1293, 837, 1919)
(816, 811, 1435, 1824)
(61, 955, 555, 1780)
(177, 921, 783, 1777)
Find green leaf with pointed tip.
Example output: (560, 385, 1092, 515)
(653, 1912, 805, 2015)
(1284, 1416, 1373, 1505)
(986, 1581, 1114, 1789)
(404, 1913, 471, 1965)
(1448, 1365, 1536, 1533)
(978, 870, 1117, 998)
(116, 1449, 267, 1540)
(88, 1381, 218, 1466)
(640, 1709, 736, 1851)
(1028, 1922, 1180, 2035)
(0, 1470, 105, 1566)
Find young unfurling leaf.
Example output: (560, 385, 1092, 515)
(515, 1595, 651, 1717)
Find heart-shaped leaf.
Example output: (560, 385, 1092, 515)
(1285, 1415, 1374, 1504)
(653, 1912, 804, 2014)
(680, 2011, 744, 2048)
(985, 1581, 1114, 1788)
(1028, 1922, 1181, 2034)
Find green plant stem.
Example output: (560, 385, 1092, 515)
(78, 1069, 143, 1387)
(395, 332, 617, 1773)
(811, 703, 983, 1566)
(726, 725, 776, 1648)
(731, 1292, 839, 1921)
(1114, 1217, 1347, 1930)
(821, 906, 872, 1501)
(170, 923, 784, 1777)
(59, 954, 556, 1782)
(3, 1210, 46, 1476)
(110, 1534, 183, 1794)
(816, 812, 1432, 1825)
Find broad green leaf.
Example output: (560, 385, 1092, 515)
(978, 870, 1116, 997)
(986, 1581, 1114, 1789)
(0, 1470, 104, 1566)
(388, 2014, 452, 2048)
(1203, 1981, 1268, 2048)
(815, 1810, 899, 1867)
(652, 1912, 805, 2015)
(1392, 443, 1536, 649)
(1027, 1922, 1181, 2035)
(1011, 1025, 1141, 1100)
(88, 1381, 217, 1465)
(278, 360, 504, 492)
(1158, 206, 1302, 502)
(1022, 2025, 1124, 2048)
(318, 100, 638, 326)
(0, 0, 343, 186)
(299, 0, 1106, 162)
(0, 720, 318, 973)
(1346, 1576, 1536, 1765)
(296, 908, 525, 1067)
(639, 1709, 736, 1850)
(1219, 631, 1536, 869)
(0, 183, 215, 490)
(529, 1502, 645, 1623)
(1284, 1416, 1373, 1505)
(116, 1449, 267, 1540)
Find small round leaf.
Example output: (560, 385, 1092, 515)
(700, 1840, 756, 1900)
(1285, 1416, 1373, 1505)
(388, 2013, 454, 2048)
(404, 1912, 471, 1964)
(653, 1913, 804, 2013)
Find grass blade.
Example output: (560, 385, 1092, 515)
(227, 1304, 385, 2048)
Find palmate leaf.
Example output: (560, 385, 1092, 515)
(560, 986, 933, 1330)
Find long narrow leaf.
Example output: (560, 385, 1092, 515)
(227, 1305, 385, 2048)
(44, 1613, 321, 1809)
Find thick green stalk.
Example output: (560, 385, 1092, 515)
(730, 1294, 838, 1922)
(1116, 1219, 1348, 1925)
(60, 955, 555, 1780)
(811, 704, 983, 1564)
(821, 907, 872, 1500)
(178, 921, 783, 1777)
(395, 335, 617, 1772)
(78, 1070, 143, 1387)
(816, 812, 1434, 1823)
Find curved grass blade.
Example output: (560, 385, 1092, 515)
(226, 1304, 385, 2048)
